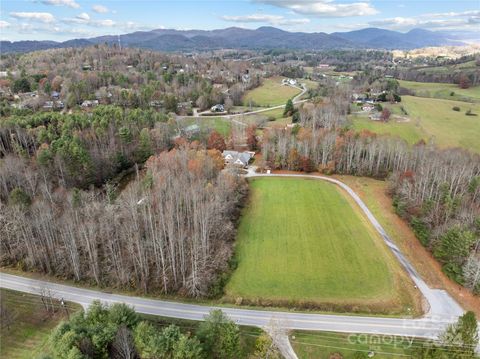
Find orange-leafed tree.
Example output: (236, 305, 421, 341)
(207, 131, 226, 152)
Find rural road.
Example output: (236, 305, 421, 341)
(0, 172, 471, 357)
(0, 273, 464, 340)
(179, 82, 308, 127)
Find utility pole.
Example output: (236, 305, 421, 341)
(60, 297, 69, 318)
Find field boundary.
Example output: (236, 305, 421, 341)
(245, 171, 464, 320)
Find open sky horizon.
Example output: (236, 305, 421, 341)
(1, 0, 479, 42)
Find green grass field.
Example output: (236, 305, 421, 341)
(243, 76, 301, 107)
(0, 289, 81, 359)
(178, 117, 231, 136)
(351, 96, 480, 152)
(292, 331, 422, 359)
(399, 80, 480, 103)
(225, 178, 416, 313)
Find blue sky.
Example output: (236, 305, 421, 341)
(1, 0, 479, 41)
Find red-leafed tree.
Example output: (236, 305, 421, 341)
(207, 130, 226, 152)
(246, 125, 258, 151)
(380, 108, 391, 122)
(458, 74, 471, 89)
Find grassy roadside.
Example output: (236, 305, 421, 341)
(334, 175, 480, 317)
(0, 288, 261, 359)
(0, 288, 82, 359)
(292, 330, 424, 359)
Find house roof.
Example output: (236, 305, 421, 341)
(222, 150, 254, 166)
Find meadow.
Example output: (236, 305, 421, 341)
(351, 96, 480, 153)
(225, 177, 417, 313)
(243, 76, 301, 107)
(398, 80, 480, 103)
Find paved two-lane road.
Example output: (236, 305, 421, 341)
(0, 272, 459, 339)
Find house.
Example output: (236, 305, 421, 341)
(362, 104, 375, 112)
(81, 100, 99, 108)
(282, 78, 297, 86)
(222, 150, 255, 167)
(182, 124, 200, 137)
(43, 101, 54, 109)
(211, 104, 225, 112)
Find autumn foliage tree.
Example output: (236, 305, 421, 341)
(380, 107, 391, 122)
(458, 73, 471, 89)
(207, 130, 226, 152)
(246, 125, 258, 151)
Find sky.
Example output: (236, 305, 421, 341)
(0, 0, 479, 41)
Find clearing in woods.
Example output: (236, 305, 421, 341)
(225, 177, 419, 314)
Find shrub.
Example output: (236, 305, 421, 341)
(410, 217, 430, 246)
(452, 106, 461, 112)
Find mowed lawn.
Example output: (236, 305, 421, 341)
(226, 178, 410, 310)
(243, 76, 301, 107)
(351, 96, 480, 153)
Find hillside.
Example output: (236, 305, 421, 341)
(1, 27, 464, 54)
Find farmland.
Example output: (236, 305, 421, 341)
(225, 177, 418, 314)
(243, 76, 301, 107)
(351, 96, 480, 152)
(399, 80, 480, 103)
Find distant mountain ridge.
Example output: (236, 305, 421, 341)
(0, 26, 464, 54)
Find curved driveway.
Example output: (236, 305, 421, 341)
(246, 172, 464, 319)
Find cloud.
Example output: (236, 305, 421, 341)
(76, 12, 90, 21)
(254, 0, 378, 17)
(0, 20, 11, 29)
(98, 19, 115, 27)
(41, 0, 80, 8)
(92, 4, 109, 14)
(221, 13, 310, 26)
(368, 11, 480, 31)
(10, 12, 55, 23)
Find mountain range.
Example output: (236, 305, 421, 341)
(0, 26, 466, 54)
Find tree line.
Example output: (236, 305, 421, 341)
(1, 147, 248, 297)
(43, 301, 279, 359)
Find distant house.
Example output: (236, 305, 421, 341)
(182, 124, 200, 137)
(222, 150, 255, 167)
(362, 104, 375, 112)
(43, 101, 54, 109)
(81, 100, 99, 108)
(282, 78, 297, 86)
(211, 104, 225, 112)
